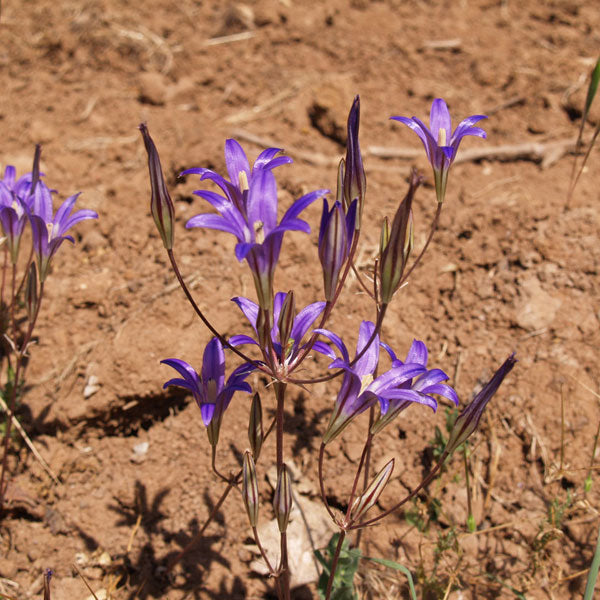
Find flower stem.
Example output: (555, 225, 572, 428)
(324, 530, 346, 600)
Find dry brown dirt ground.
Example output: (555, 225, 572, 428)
(1, 1, 600, 599)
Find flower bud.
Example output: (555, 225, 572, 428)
(378, 170, 419, 304)
(139, 124, 175, 250)
(243, 451, 260, 527)
(30, 144, 42, 196)
(277, 291, 296, 361)
(343, 95, 366, 229)
(318, 200, 356, 302)
(446, 354, 517, 456)
(273, 464, 293, 533)
(350, 459, 394, 523)
(248, 392, 264, 460)
(25, 262, 38, 322)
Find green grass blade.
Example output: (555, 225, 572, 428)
(584, 522, 600, 600)
(363, 556, 418, 600)
(583, 57, 600, 121)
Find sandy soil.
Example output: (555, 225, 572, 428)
(1, 0, 600, 598)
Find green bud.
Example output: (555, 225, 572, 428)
(25, 262, 38, 322)
(243, 451, 260, 527)
(350, 459, 394, 523)
(248, 393, 264, 461)
(273, 464, 293, 533)
(139, 124, 175, 250)
(378, 170, 420, 304)
(467, 513, 476, 532)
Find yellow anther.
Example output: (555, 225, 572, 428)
(253, 220, 264, 244)
(437, 128, 447, 146)
(360, 373, 374, 395)
(238, 170, 249, 192)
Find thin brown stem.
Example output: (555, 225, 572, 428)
(399, 203, 442, 286)
(167, 249, 267, 374)
(318, 443, 336, 522)
(355, 409, 375, 548)
(324, 531, 346, 600)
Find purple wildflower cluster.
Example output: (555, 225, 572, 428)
(141, 96, 515, 598)
(0, 148, 97, 513)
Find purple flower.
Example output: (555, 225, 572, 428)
(0, 165, 53, 264)
(391, 98, 487, 203)
(161, 337, 254, 445)
(371, 339, 459, 434)
(184, 140, 328, 308)
(230, 292, 328, 373)
(315, 321, 434, 444)
(29, 191, 98, 281)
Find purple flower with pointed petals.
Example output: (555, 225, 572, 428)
(391, 98, 487, 203)
(229, 292, 327, 373)
(29, 191, 98, 281)
(161, 337, 254, 445)
(315, 321, 435, 444)
(371, 339, 459, 434)
(0, 164, 53, 264)
(184, 140, 328, 308)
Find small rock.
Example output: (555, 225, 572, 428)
(96, 551, 112, 567)
(83, 374, 101, 399)
(514, 276, 561, 330)
(138, 72, 169, 106)
(131, 441, 149, 463)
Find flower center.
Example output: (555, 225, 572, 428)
(46, 222, 54, 240)
(205, 378, 218, 403)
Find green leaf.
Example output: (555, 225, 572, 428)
(363, 556, 418, 600)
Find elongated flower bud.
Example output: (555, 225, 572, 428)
(379, 170, 420, 304)
(25, 262, 38, 322)
(139, 124, 175, 250)
(248, 392, 264, 460)
(446, 354, 517, 456)
(273, 464, 293, 533)
(343, 95, 366, 229)
(30, 144, 42, 196)
(350, 459, 394, 522)
(243, 451, 260, 527)
(277, 291, 296, 362)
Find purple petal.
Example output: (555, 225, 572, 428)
(161, 358, 201, 392)
(228, 334, 258, 347)
(186, 213, 245, 239)
(202, 337, 225, 391)
(354, 321, 379, 377)
(420, 383, 459, 406)
(290, 301, 325, 351)
(369, 364, 427, 393)
(378, 388, 437, 411)
(247, 169, 278, 235)
(405, 340, 428, 367)
(200, 403, 216, 426)
(311, 340, 336, 359)
(225, 139, 250, 186)
(313, 328, 349, 364)
(231, 296, 259, 330)
(429, 98, 452, 141)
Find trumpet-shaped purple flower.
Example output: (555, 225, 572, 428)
(371, 339, 459, 434)
(29, 191, 98, 281)
(0, 165, 53, 263)
(391, 98, 487, 203)
(161, 337, 254, 444)
(184, 140, 328, 308)
(230, 292, 328, 372)
(315, 321, 437, 444)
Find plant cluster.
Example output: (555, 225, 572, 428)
(0, 149, 97, 513)
(140, 96, 516, 600)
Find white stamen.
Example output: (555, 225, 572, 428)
(253, 220, 264, 244)
(360, 373, 373, 395)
